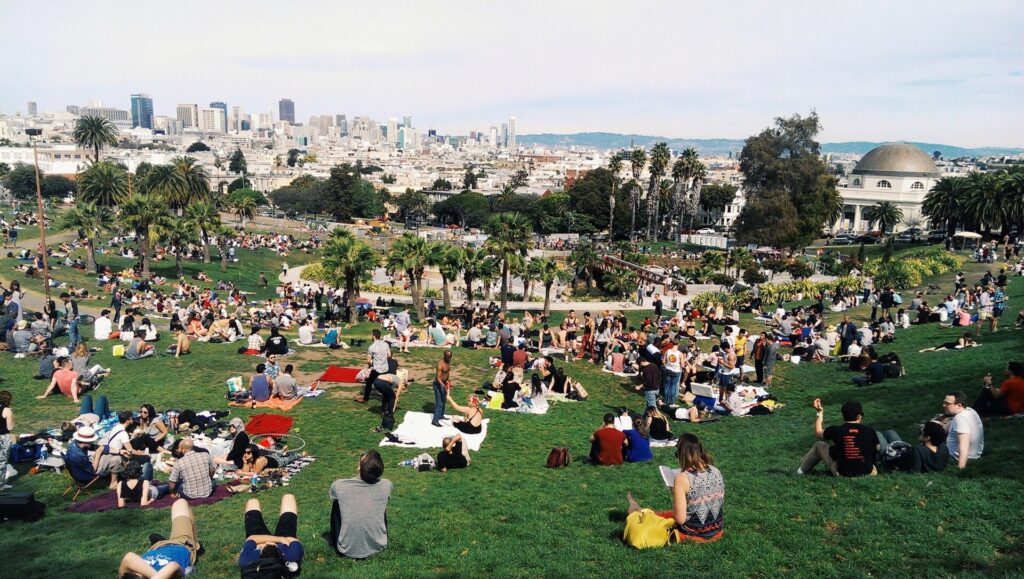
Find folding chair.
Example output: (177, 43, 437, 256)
(61, 458, 103, 502)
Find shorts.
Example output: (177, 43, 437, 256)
(993, 307, 1004, 319)
(245, 509, 298, 539)
(566, 331, 577, 342)
(151, 515, 199, 562)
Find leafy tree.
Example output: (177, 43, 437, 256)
(186, 141, 211, 153)
(387, 233, 432, 319)
(932, 150, 942, 161)
(228, 188, 268, 207)
(41, 175, 76, 199)
(359, 164, 383, 174)
(214, 225, 237, 272)
(463, 169, 478, 190)
(509, 169, 529, 190)
(432, 178, 454, 191)
(459, 246, 497, 306)
(57, 202, 110, 272)
(323, 163, 362, 222)
(534, 257, 563, 315)
(172, 156, 211, 207)
(352, 181, 386, 219)
(433, 190, 489, 228)
(2, 163, 39, 199)
(73, 115, 119, 162)
(120, 194, 173, 276)
(234, 196, 257, 226)
(742, 267, 768, 286)
(134, 161, 153, 182)
(734, 112, 842, 248)
(227, 178, 251, 193)
(862, 201, 904, 234)
(270, 182, 327, 217)
(320, 228, 379, 299)
(0, 162, 10, 179)
(77, 161, 130, 207)
(228, 148, 247, 175)
(963, 171, 1002, 234)
(394, 190, 431, 222)
(484, 213, 531, 311)
(286, 149, 301, 167)
(698, 183, 738, 226)
(142, 163, 186, 208)
(382, 173, 397, 184)
(300, 153, 317, 167)
(569, 242, 601, 289)
(157, 216, 197, 278)
(428, 242, 463, 308)
(186, 200, 221, 263)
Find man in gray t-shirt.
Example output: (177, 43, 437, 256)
(275, 365, 298, 399)
(329, 451, 393, 559)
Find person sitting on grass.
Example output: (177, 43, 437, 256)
(446, 393, 484, 434)
(877, 421, 950, 474)
(214, 418, 250, 469)
(622, 433, 724, 546)
(943, 391, 984, 470)
(623, 420, 653, 463)
(168, 438, 215, 499)
(590, 412, 627, 465)
(250, 363, 273, 403)
(852, 351, 885, 387)
(239, 494, 304, 577)
(796, 399, 878, 477)
(117, 460, 170, 508)
(918, 332, 978, 353)
(264, 326, 289, 356)
(37, 357, 91, 403)
(973, 362, 1024, 417)
(168, 329, 191, 358)
(329, 450, 393, 559)
(274, 364, 299, 400)
(117, 498, 200, 578)
(437, 434, 471, 472)
(126, 334, 155, 360)
(645, 406, 675, 441)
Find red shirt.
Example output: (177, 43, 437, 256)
(592, 427, 626, 465)
(512, 349, 529, 369)
(54, 369, 80, 397)
(1000, 376, 1024, 414)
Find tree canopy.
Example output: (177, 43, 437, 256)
(186, 141, 211, 153)
(433, 190, 490, 229)
(2, 163, 39, 199)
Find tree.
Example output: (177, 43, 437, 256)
(286, 149, 301, 167)
(72, 115, 119, 162)
(2, 163, 39, 199)
(41, 175, 76, 199)
(569, 242, 600, 290)
(172, 156, 211, 207)
(1000, 168, 1024, 235)
(932, 150, 942, 161)
(509, 169, 529, 190)
(429, 242, 463, 309)
(186, 200, 221, 263)
(963, 171, 1002, 234)
(351, 181, 386, 219)
(433, 190, 489, 229)
(534, 257, 562, 315)
(57, 202, 110, 272)
(77, 161, 130, 207)
(394, 189, 431, 223)
(699, 183, 738, 226)
(142, 163, 186, 208)
(227, 188, 268, 207)
(463, 169, 478, 190)
(214, 225, 237, 272)
(0, 162, 10, 179)
(431, 178, 454, 191)
(387, 233, 432, 320)
(270, 182, 327, 217)
(120, 194, 172, 276)
(320, 228, 379, 299)
(234, 196, 257, 226)
(382, 174, 397, 184)
(228, 148, 247, 175)
(646, 143, 671, 240)
(607, 154, 623, 236)
(323, 163, 362, 222)
(186, 141, 211, 153)
(862, 201, 904, 234)
(734, 112, 842, 248)
(484, 213, 531, 311)
(157, 216, 197, 278)
(628, 148, 647, 235)
(459, 246, 496, 306)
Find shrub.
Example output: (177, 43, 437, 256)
(742, 267, 768, 286)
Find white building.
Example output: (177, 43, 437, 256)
(508, 116, 517, 150)
(199, 107, 226, 133)
(833, 143, 941, 233)
(177, 104, 199, 129)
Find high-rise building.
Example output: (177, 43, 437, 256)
(386, 117, 398, 144)
(131, 93, 154, 129)
(508, 116, 517, 150)
(278, 99, 295, 123)
(26, 101, 37, 116)
(79, 104, 133, 127)
(489, 126, 499, 149)
(176, 104, 199, 129)
(209, 102, 228, 133)
(199, 107, 226, 133)
(402, 116, 412, 128)
(257, 112, 273, 131)
(336, 114, 348, 136)
(501, 123, 509, 148)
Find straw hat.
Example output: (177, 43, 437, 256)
(73, 426, 99, 444)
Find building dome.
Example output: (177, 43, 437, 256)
(851, 143, 940, 177)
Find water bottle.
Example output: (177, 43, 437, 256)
(250, 473, 258, 492)
(40, 446, 48, 462)
(399, 459, 414, 467)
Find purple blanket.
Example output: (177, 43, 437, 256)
(66, 484, 235, 513)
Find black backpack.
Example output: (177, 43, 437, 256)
(240, 555, 294, 579)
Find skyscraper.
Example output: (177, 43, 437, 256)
(26, 101, 37, 116)
(176, 104, 199, 129)
(501, 123, 509, 148)
(386, 117, 398, 144)
(402, 116, 412, 128)
(336, 115, 348, 136)
(131, 93, 154, 129)
(489, 126, 499, 149)
(278, 99, 295, 123)
(199, 107, 226, 132)
(508, 116, 517, 150)
(207, 102, 227, 133)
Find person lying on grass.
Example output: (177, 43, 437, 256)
(239, 494, 304, 576)
(622, 433, 724, 546)
(797, 399, 878, 477)
(437, 434, 471, 472)
(918, 332, 978, 353)
(118, 498, 199, 578)
(877, 421, 950, 474)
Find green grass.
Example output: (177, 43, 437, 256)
(0, 255, 1022, 577)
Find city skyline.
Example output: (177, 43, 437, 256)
(1, 0, 1021, 147)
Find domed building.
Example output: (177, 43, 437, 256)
(834, 143, 941, 232)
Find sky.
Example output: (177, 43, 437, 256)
(1, 0, 1021, 147)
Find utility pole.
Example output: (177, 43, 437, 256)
(25, 128, 51, 301)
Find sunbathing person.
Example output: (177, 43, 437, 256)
(436, 434, 471, 472)
(117, 498, 199, 577)
(919, 332, 978, 352)
(169, 329, 192, 358)
(37, 357, 91, 403)
(117, 460, 169, 508)
(236, 444, 281, 477)
(445, 393, 484, 434)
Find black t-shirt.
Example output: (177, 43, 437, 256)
(266, 336, 288, 354)
(824, 423, 878, 476)
(897, 444, 950, 473)
(866, 361, 885, 383)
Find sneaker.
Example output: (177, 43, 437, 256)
(13, 353, 25, 359)
(795, 468, 805, 476)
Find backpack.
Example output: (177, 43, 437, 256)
(545, 447, 570, 468)
(240, 554, 294, 579)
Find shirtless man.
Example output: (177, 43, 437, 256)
(432, 350, 453, 427)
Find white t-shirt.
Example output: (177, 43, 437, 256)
(94, 316, 112, 340)
(613, 415, 633, 431)
(727, 391, 749, 416)
(298, 324, 315, 345)
(948, 408, 984, 460)
(103, 425, 131, 453)
(663, 348, 683, 373)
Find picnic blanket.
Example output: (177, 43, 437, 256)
(601, 368, 640, 378)
(245, 414, 294, 436)
(318, 365, 362, 383)
(649, 439, 677, 448)
(230, 397, 304, 411)
(67, 484, 234, 513)
(379, 411, 489, 451)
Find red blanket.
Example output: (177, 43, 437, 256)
(245, 413, 294, 436)
(319, 365, 362, 383)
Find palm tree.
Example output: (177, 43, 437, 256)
(234, 197, 256, 227)
(963, 172, 1002, 234)
(173, 156, 211, 207)
(671, 148, 700, 238)
(607, 154, 624, 236)
(523, 257, 545, 303)
(646, 143, 671, 240)
(603, 268, 638, 300)
(214, 225, 237, 273)
(386, 233, 432, 320)
(862, 201, 904, 235)
(628, 148, 647, 236)
(186, 201, 221, 263)
(320, 228, 379, 299)
(72, 115, 119, 162)
(569, 242, 600, 290)
(459, 246, 493, 306)
(923, 176, 969, 237)
(157, 216, 197, 278)
(534, 257, 562, 316)
(141, 163, 187, 208)
(1000, 168, 1024, 234)
(428, 242, 463, 309)
(77, 161, 130, 207)
(57, 202, 110, 272)
(120, 194, 172, 276)
(484, 213, 531, 311)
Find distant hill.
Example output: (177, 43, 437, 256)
(516, 132, 1023, 158)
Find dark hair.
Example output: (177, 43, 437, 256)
(122, 461, 143, 480)
(270, 326, 281, 337)
(284, 364, 294, 373)
(139, 404, 157, 424)
(922, 421, 946, 446)
(359, 450, 384, 484)
(603, 412, 615, 425)
(1008, 362, 1024, 377)
(260, 543, 282, 560)
(945, 391, 967, 407)
(118, 411, 134, 424)
(256, 363, 267, 373)
(0, 390, 11, 406)
(840, 401, 864, 421)
(372, 328, 382, 339)
(675, 433, 714, 471)
(530, 373, 542, 397)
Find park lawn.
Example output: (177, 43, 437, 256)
(0, 256, 1022, 577)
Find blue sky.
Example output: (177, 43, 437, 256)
(1, 0, 1021, 147)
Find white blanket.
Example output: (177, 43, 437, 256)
(649, 439, 677, 448)
(601, 368, 639, 378)
(379, 411, 489, 451)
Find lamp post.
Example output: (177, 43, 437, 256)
(24, 128, 51, 301)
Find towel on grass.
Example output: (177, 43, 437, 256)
(230, 397, 303, 411)
(379, 411, 489, 451)
(649, 439, 677, 448)
(245, 414, 294, 436)
(601, 368, 639, 378)
(67, 485, 234, 513)
(318, 365, 362, 383)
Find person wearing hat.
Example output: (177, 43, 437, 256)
(65, 425, 107, 484)
(10, 318, 39, 355)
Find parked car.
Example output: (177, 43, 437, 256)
(695, 228, 716, 235)
(830, 236, 854, 245)
(895, 231, 921, 243)
(927, 230, 948, 243)
(852, 234, 881, 244)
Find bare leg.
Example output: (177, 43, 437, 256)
(626, 492, 642, 514)
(279, 493, 297, 516)
(245, 497, 262, 513)
(461, 442, 471, 465)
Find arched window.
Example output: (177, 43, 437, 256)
(877, 180, 891, 189)
(853, 178, 861, 186)
(910, 181, 924, 190)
